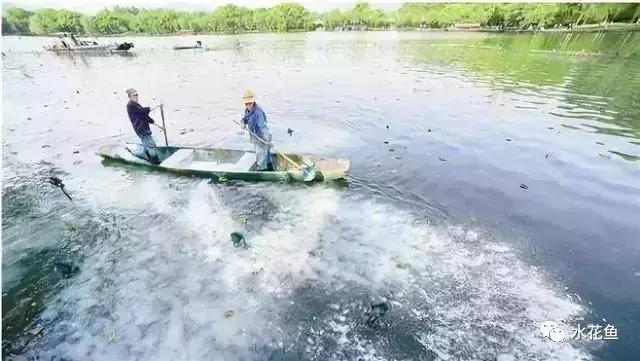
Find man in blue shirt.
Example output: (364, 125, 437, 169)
(126, 88, 160, 164)
(242, 90, 273, 171)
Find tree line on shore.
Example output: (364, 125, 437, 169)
(3, 2, 640, 35)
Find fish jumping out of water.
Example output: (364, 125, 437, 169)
(48, 176, 73, 201)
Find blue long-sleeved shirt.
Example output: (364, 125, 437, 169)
(127, 100, 155, 137)
(243, 104, 271, 144)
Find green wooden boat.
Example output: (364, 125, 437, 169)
(172, 45, 203, 50)
(96, 145, 351, 183)
(173, 42, 203, 50)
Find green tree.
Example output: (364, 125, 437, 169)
(28, 9, 84, 34)
(268, 3, 312, 32)
(88, 9, 134, 34)
(3, 8, 33, 34)
(134, 9, 183, 34)
(485, 5, 505, 27)
(3, 3, 640, 36)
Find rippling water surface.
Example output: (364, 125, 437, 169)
(2, 32, 639, 361)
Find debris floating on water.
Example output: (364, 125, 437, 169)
(427, 129, 431, 132)
(232, 213, 247, 224)
(506, 138, 512, 142)
(48, 176, 73, 201)
(287, 128, 294, 136)
(224, 310, 235, 318)
(65, 222, 77, 232)
(383, 141, 389, 144)
(386, 125, 389, 129)
(230, 232, 247, 248)
(520, 184, 529, 190)
(439, 157, 447, 162)
(73, 150, 79, 154)
(596, 142, 605, 145)
(41, 145, 50, 148)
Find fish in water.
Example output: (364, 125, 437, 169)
(366, 301, 390, 326)
(48, 176, 73, 201)
(230, 232, 248, 248)
(53, 261, 79, 278)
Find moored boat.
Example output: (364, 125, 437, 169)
(44, 37, 134, 54)
(97, 144, 351, 183)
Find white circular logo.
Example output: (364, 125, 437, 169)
(549, 327, 566, 342)
(539, 321, 558, 338)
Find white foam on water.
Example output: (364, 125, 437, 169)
(25, 182, 593, 361)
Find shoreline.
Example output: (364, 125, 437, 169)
(4, 24, 639, 38)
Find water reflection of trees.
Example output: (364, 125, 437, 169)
(399, 32, 640, 139)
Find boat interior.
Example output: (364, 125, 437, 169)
(154, 147, 336, 173)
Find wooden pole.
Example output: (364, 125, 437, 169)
(160, 104, 168, 146)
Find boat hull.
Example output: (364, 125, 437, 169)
(173, 46, 203, 50)
(97, 145, 350, 183)
(44, 46, 131, 54)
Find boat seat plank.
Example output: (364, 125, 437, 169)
(161, 149, 194, 168)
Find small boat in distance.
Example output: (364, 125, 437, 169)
(44, 34, 134, 54)
(97, 144, 351, 183)
(173, 40, 203, 50)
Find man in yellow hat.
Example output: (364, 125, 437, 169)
(241, 90, 273, 171)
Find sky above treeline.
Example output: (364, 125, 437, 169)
(2, 0, 409, 13)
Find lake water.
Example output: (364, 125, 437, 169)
(2, 31, 639, 361)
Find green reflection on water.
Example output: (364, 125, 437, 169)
(401, 32, 640, 140)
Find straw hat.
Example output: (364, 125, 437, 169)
(242, 89, 255, 104)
